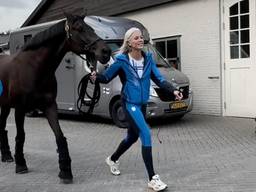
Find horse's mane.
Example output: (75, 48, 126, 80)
(22, 20, 66, 51)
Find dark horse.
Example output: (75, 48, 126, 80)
(0, 13, 111, 183)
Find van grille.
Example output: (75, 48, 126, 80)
(154, 86, 189, 101)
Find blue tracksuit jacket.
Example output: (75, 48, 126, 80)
(97, 52, 176, 104)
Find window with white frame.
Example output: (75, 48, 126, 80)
(229, 0, 250, 59)
(24, 34, 32, 44)
(153, 36, 181, 70)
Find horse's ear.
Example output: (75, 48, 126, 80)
(80, 14, 86, 20)
(63, 12, 75, 23)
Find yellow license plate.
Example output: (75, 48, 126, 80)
(170, 101, 187, 110)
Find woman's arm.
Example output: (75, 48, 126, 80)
(91, 61, 121, 84)
(150, 59, 176, 93)
(150, 58, 183, 100)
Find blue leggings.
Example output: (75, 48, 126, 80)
(111, 101, 155, 180)
(124, 102, 152, 146)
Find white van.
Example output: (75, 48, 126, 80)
(9, 16, 193, 127)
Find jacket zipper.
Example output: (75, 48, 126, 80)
(122, 55, 147, 104)
(129, 64, 143, 103)
(139, 79, 143, 104)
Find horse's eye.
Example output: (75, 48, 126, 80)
(72, 23, 83, 32)
(73, 27, 83, 32)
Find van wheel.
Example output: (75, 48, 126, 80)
(172, 114, 185, 121)
(111, 99, 128, 128)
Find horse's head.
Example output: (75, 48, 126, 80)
(64, 13, 111, 65)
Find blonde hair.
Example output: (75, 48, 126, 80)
(119, 27, 141, 54)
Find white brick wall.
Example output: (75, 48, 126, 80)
(120, 0, 222, 115)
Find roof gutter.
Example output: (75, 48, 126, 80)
(21, 0, 52, 27)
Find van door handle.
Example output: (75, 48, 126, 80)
(208, 76, 219, 79)
(65, 64, 75, 69)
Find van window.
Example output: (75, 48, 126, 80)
(24, 34, 32, 43)
(106, 42, 172, 69)
(143, 43, 172, 69)
(153, 36, 181, 70)
(107, 42, 122, 53)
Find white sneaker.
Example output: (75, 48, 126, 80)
(148, 174, 168, 191)
(105, 156, 121, 176)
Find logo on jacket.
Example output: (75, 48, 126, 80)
(131, 106, 136, 112)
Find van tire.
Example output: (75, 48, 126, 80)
(111, 99, 129, 128)
(173, 114, 185, 121)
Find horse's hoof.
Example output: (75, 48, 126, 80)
(1, 154, 14, 162)
(16, 165, 28, 174)
(60, 178, 73, 184)
(58, 171, 73, 184)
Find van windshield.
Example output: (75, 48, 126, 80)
(143, 43, 171, 68)
(107, 42, 172, 69)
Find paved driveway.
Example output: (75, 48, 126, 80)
(0, 112, 255, 192)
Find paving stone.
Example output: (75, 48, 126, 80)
(0, 111, 255, 191)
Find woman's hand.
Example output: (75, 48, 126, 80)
(90, 71, 97, 83)
(173, 90, 183, 101)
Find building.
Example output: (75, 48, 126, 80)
(0, 34, 9, 53)
(21, 0, 254, 118)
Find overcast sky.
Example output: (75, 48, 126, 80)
(0, 0, 41, 32)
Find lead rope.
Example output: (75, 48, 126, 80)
(77, 73, 101, 114)
(76, 54, 100, 114)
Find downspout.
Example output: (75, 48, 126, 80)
(219, 0, 226, 116)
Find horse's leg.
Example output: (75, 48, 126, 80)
(0, 106, 14, 162)
(14, 107, 28, 174)
(44, 102, 73, 183)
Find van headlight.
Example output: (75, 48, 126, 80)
(150, 87, 158, 97)
(189, 87, 192, 94)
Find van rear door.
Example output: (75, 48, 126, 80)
(56, 53, 76, 111)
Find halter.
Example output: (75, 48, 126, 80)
(83, 38, 101, 51)
(64, 20, 101, 51)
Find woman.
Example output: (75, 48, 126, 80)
(91, 27, 183, 191)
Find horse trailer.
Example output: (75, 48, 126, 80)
(9, 16, 193, 127)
